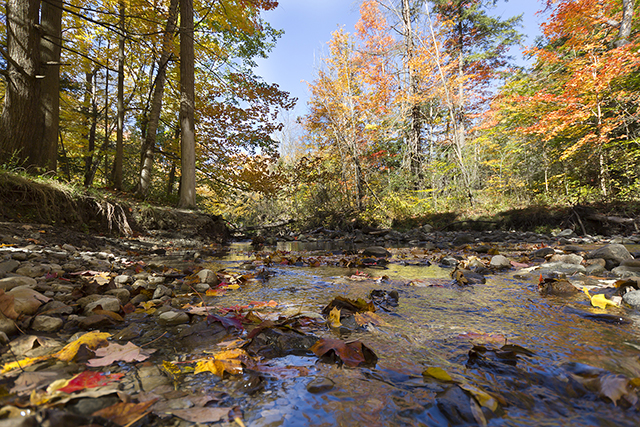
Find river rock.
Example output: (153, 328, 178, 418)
(585, 259, 606, 275)
(8, 287, 51, 315)
(536, 261, 586, 275)
(441, 256, 460, 267)
(152, 284, 172, 299)
(555, 229, 575, 238)
(549, 253, 583, 265)
(587, 244, 633, 265)
(307, 377, 335, 393)
(157, 310, 190, 326)
(611, 260, 640, 277)
(0, 313, 17, 335)
(114, 274, 131, 285)
(31, 315, 64, 332)
(452, 234, 475, 246)
(490, 255, 511, 270)
(106, 288, 131, 304)
(0, 259, 20, 276)
(84, 296, 121, 314)
(0, 276, 38, 291)
(196, 269, 218, 284)
(530, 247, 555, 259)
(15, 264, 51, 278)
(623, 290, 640, 309)
(362, 246, 391, 258)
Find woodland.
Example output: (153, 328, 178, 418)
(0, 0, 638, 231)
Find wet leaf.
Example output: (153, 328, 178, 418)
(194, 349, 249, 377)
(321, 296, 375, 317)
(327, 307, 342, 328)
(458, 383, 498, 412)
(423, 367, 453, 382)
(599, 374, 637, 406)
(0, 289, 18, 320)
(1, 356, 45, 374)
(86, 341, 156, 367)
(354, 311, 388, 327)
(92, 399, 158, 425)
(589, 293, 619, 309)
(57, 371, 124, 393)
(469, 396, 488, 427)
(207, 313, 244, 331)
(54, 331, 111, 362)
(168, 407, 232, 423)
(310, 338, 378, 368)
(10, 371, 66, 396)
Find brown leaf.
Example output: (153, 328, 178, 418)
(0, 289, 18, 320)
(310, 338, 378, 367)
(92, 399, 158, 426)
(87, 342, 156, 367)
(168, 407, 232, 423)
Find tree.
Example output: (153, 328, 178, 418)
(178, 0, 196, 208)
(0, 0, 47, 170)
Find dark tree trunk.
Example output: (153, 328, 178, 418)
(40, 0, 63, 172)
(113, 0, 126, 190)
(0, 0, 44, 169)
(83, 71, 98, 187)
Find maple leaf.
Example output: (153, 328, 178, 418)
(0, 289, 18, 320)
(310, 338, 378, 368)
(54, 331, 111, 362)
(56, 371, 124, 393)
(194, 349, 250, 377)
(327, 307, 342, 328)
(86, 342, 156, 367)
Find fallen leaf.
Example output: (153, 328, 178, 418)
(0, 289, 18, 319)
(589, 293, 619, 309)
(57, 371, 124, 393)
(54, 331, 111, 362)
(459, 383, 498, 412)
(327, 307, 342, 328)
(10, 371, 66, 396)
(168, 407, 232, 423)
(321, 296, 375, 317)
(423, 367, 453, 382)
(87, 341, 156, 367)
(310, 338, 378, 368)
(354, 311, 388, 327)
(92, 399, 158, 425)
(194, 349, 249, 377)
(1, 356, 47, 374)
(599, 374, 637, 406)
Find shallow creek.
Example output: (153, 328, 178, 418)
(193, 244, 640, 427)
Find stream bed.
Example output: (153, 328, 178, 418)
(192, 244, 640, 427)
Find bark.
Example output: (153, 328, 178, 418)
(83, 71, 98, 187)
(113, 0, 126, 190)
(614, 0, 634, 47)
(178, 0, 197, 208)
(137, 0, 180, 197)
(40, 0, 63, 172)
(0, 0, 44, 169)
(401, 0, 422, 188)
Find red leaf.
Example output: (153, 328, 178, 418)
(58, 371, 124, 393)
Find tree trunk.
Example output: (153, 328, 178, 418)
(178, 0, 197, 208)
(137, 0, 180, 197)
(0, 0, 44, 170)
(401, 0, 422, 188)
(83, 71, 98, 187)
(40, 0, 63, 173)
(113, 0, 126, 190)
(615, 0, 634, 47)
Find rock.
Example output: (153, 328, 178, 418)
(0, 276, 37, 291)
(11, 252, 28, 261)
(137, 365, 172, 392)
(15, 264, 51, 278)
(440, 256, 460, 267)
(157, 310, 190, 326)
(0, 259, 20, 276)
(114, 274, 131, 285)
(489, 255, 511, 270)
(31, 315, 64, 332)
(152, 284, 172, 299)
(196, 269, 218, 284)
(148, 275, 165, 286)
(0, 331, 9, 344)
(78, 314, 120, 330)
(556, 229, 575, 238)
(587, 244, 633, 266)
(8, 286, 51, 315)
(0, 313, 17, 335)
(307, 377, 335, 393)
(539, 278, 579, 296)
(194, 283, 210, 293)
(623, 290, 640, 308)
(105, 288, 130, 304)
(362, 246, 391, 258)
(39, 300, 73, 315)
(548, 254, 583, 265)
(84, 296, 121, 314)
(611, 263, 640, 277)
(585, 259, 606, 275)
(452, 234, 475, 246)
(536, 261, 586, 275)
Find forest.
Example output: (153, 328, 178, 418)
(0, 0, 638, 230)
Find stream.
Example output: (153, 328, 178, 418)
(191, 243, 640, 427)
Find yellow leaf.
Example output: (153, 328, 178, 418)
(194, 349, 247, 377)
(423, 367, 453, 382)
(1, 356, 48, 374)
(195, 359, 226, 376)
(54, 331, 111, 362)
(459, 383, 499, 412)
(590, 293, 618, 309)
(221, 284, 240, 290)
(328, 307, 342, 328)
(354, 312, 388, 327)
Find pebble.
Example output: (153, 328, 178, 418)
(306, 377, 335, 393)
(31, 315, 64, 332)
(0, 276, 37, 291)
(157, 310, 190, 326)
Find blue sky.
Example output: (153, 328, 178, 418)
(255, 0, 547, 116)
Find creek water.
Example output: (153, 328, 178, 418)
(203, 244, 640, 426)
